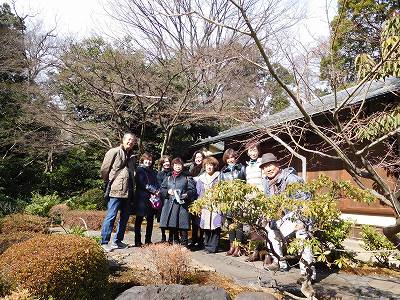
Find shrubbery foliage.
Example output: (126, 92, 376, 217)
(361, 225, 399, 267)
(191, 174, 375, 268)
(0, 234, 110, 300)
(0, 214, 49, 234)
(24, 193, 61, 217)
(66, 188, 106, 211)
(145, 243, 190, 284)
(49, 204, 108, 230)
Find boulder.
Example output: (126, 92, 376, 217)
(116, 284, 231, 300)
(235, 291, 277, 300)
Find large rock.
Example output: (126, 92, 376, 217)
(235, 292, 277, 300)
(116, 284, 231, 300)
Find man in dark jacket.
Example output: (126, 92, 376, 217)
(100, 133, 136, 252)
(260, 153, 316, 281)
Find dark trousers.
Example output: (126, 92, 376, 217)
(227, 218, 244, 245)
(168, 229, 188, 246)
(204, 228, 221, 253)
(134, 214, 154, 245)
(190, 214, 204, 246)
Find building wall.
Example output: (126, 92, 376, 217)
(226, 135, 397, 220)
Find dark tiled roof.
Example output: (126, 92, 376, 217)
(195, 77, 400, 146)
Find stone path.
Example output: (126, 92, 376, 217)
(88, 227, 400, 300)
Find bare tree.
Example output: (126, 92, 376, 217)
(185, 0, 400, 249)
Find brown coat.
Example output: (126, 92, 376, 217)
(100, 145, 136, 199)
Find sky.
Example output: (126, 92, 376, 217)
(7, 0, 338, 44)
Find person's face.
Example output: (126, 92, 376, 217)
(262, 162, 280, 179)
(173, 163, 183, 173)
(194, 153, 203, 165)
(226, 155, 236, 165)
(123, 135, 136, 150)
(143, 158, 152, 167)
(162, 159, 170, 170)
(205, 163, 215, 175)
(247, 147, 259, 160)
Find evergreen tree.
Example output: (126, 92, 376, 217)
(321, 0, 399, 87)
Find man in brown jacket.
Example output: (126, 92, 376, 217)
(100, 133, 136, 251)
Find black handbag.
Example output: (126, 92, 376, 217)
(103, 180, 112, 200)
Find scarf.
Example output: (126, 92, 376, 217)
(248, 159, 258, 166)
(172, 170, 181, 177)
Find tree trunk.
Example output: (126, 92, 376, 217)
(139, 123, 146, 154)
(160, 127, 174, 157)
(45, 150, 53, 173)
(383, 218, 400, 251)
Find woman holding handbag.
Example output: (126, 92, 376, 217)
(133, 152, 159, 246)
(159, 157, 196, 247)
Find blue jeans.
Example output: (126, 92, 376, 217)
(101, 197, 130, 244)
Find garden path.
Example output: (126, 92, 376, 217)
(88, 227, 400, 300)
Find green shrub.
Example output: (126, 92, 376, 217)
(191, 175, 372, 268)
(361, 225, 398, 267)
(66, 188, 106, 211)
(40, 147, 103, 198)
(0, 234, 110, 300)
(24, 193, 61, 217)
(0, 194, 27, 218)
(0, 214, 49, 234)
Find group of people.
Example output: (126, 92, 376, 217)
(99, 132, 316, 281)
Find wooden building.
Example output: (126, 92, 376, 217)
(195, 77, 400, 238)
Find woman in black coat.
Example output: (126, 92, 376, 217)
(219, 148, 246, 256)
(159, 157, 196, 246)
(188, 150, 205, 250)
(157, 155, 172, 242)
(133, 152, 159, 246)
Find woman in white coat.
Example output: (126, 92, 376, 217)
(196, 157, 221, 253)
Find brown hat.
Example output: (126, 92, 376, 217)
(259, 153, 278, 168)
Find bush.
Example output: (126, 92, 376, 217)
(0, 234, 110, 300)
(48, 203, 71, 225)
(0, 214, 49, 234)
(62, 210, 108, 230)
(361, 225, 399, 267)
(0, 270, 15, 298)
(66, 188, 107, 211)
(0, 194, 27, 218)
(0, 232, 40, 254)
(1, 288, 34, 300)
(144, 243, 190, 284)
(24, 193, 61, 217)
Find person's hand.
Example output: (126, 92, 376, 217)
(294, 223, 305, 231)
(168, 189, 174, 195)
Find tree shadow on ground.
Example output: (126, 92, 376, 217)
(314, 283, 399, 300)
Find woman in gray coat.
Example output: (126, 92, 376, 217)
(159, 157, 196, 246)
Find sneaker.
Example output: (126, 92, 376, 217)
(112, 241, 128, 249)
(264, 261, 289, 272)
(101, 244, 113, 253)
